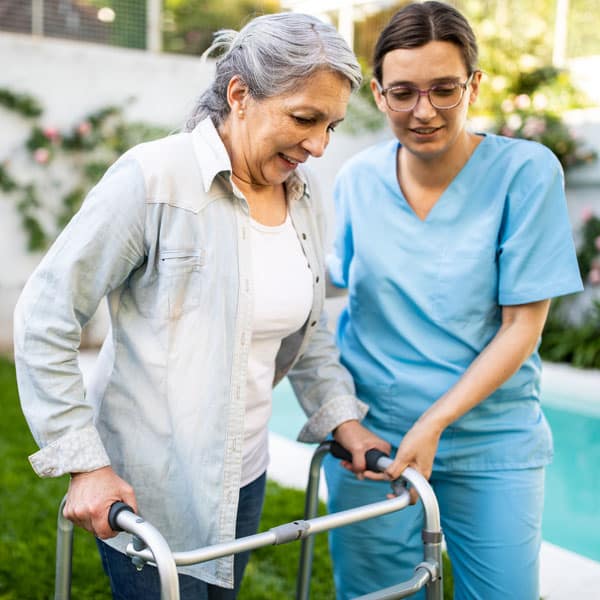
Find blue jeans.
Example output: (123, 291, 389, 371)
(325, 458, 545, 600)
(97, 472, 266, 600)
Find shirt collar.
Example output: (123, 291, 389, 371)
(191, 117, 310, 202)
(191, 117, 233, 193)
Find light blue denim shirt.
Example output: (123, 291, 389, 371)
(14, 118, 367, 586)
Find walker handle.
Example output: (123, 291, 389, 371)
(108, 501, 135, 532)
(329, 441, 389, 473)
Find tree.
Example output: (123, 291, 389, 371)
(162, 0, 280, 55)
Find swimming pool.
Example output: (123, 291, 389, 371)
(269, 378, 600, 562)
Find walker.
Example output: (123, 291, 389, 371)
(54, 442, 443, 599)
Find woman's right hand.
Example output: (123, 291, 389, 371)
(63, 466, 138, 539)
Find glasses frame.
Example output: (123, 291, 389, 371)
(376, 72, 477, 112)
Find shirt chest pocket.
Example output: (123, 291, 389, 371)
(131, 249, 207, 320)
(429, 247, 498, 324)
(159, 249, 207, 319)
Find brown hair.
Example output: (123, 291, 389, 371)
(373, 1, 478, 83)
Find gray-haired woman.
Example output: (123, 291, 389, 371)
(14, 12, 389, 599)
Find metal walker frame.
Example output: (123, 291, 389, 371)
(54, 441, 443, 600)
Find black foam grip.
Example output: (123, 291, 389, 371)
(329, 442, 389, 473)
(108, 501, 134, 532)
(329, 441, 352, 462)
(365, 449, 388, 472)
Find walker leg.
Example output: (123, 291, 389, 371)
(296, 442, 331, 600)
(54, 496, 74, 600)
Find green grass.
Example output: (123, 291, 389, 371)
(0, 356, 452, 599)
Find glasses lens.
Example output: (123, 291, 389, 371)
(429, 84, 463, 109)
(386, 86, 419, 111)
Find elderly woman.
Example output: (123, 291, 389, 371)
(14, 12, 387, 599)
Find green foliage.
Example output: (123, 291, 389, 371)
(540, 213, 600, 369)
(163, 0, 280, 55)
(576, 214, 600, 279)
(489, 67, 596, 169)
(454, 3, 597, 170)
(0, 163, 17, 192)
(567, 0, 600, 57)
(540, 299, 600, 369)
(1, 89, 168, 252)
(0, 88, 43, 118)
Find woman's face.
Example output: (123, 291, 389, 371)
(371, 41, 480, 161)
(228, 69, 351, 187)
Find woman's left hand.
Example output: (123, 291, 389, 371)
(384, 416, 443, 483)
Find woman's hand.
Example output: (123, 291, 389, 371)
(63, 466, 138, 539)
(332, 419, 391, 474)
(384, 416, 444, 482)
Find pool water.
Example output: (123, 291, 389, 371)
(542, 399, 600, 561)
(269, 380, 600, 562)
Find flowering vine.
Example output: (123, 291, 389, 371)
(1, 88, 167, 251)
(491, 67, 597, 170)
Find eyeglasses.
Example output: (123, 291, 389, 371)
(376, 73, 476, 112)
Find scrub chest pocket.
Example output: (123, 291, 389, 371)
(429, 246, 498, 324)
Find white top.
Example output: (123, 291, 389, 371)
(243, 213, 313, 485)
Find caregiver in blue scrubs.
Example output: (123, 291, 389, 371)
(324, 2, 584, 599)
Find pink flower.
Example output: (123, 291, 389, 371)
(501, 126, 515, 138)
(595, 236, 600, 252)
(42, 126, 60, 142)
(522, 116, 546, 138)
(589, 267, 600, 286)
(514, 94, 531, 110)
(33, 147, 50, 164)
(77, 121, 92, 136)
(581, 207, 594, 223)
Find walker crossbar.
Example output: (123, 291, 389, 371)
(126, 493, 411, 567)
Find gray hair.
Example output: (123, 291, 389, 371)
(184, 12, 362, 131)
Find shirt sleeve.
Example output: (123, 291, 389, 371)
(326, 171, 354, 290)
(13, 156, 147, 477)
(286, 167, 367, 443)
(288, 310, 368, 444)
(497, 145, 584, 305)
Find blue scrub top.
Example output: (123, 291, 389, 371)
(329, 133, 584, 471)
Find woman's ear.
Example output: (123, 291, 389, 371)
(370, 78, 387, 114)
(468, 70, 483, 105)
(226, 75, 249, 113)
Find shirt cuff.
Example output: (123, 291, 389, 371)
(29, 425, 111, 478)
(297, 395, 369, 444)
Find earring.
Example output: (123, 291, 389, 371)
(238, 109, 245, 118)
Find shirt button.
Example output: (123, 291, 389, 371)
(315, 276, 320, 283)
(301, 233, 307, 240)
(310, 320, 317, 327)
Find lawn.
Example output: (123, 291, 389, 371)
(0, 357, 337, 599)
(0, 356, 451, 599)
